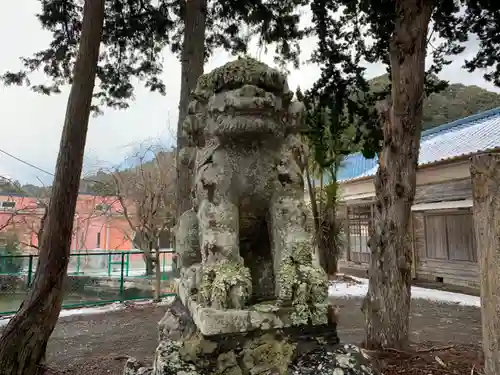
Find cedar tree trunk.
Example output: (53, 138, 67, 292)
(176, 0, 207, 218)
(470, 153, 500, 375)
(0, 0, 105, 373)
(362, 0, 434, 349)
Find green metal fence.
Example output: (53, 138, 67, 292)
(0, 249, 178, 316)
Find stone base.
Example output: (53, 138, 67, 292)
(178, 282, 330, 336)
(125, 297, 379, 375)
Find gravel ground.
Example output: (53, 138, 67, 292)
(43, 296, 482, 374)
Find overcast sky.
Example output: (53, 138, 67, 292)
(1, 1, 499, 186)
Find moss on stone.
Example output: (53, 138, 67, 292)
(277, 259, 295, 302)
(241, 334, 296, 375)
(178, 336, 218, 367)
(290, 240, 313, 264)
(277, 248, 328, 326)
(216, 351, 242, 375)
(309, 303, 329, 326)
(194, 57, 287, 98)
(251, 302, 280, 313)
(290, 303, 310, 326)
(155, 340, 200, 375)
(199, 262, 252, 309)
(308, 266, 329, 304)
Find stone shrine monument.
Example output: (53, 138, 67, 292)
(124, 58, 378, 375)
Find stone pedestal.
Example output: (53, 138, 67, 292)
(177, 282, 330, 336)
(124, 298, 379, 375)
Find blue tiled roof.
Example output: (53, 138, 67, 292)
(336, 106, 500, 183)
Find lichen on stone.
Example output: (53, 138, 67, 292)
(278, 249, 328, 325)
(178, 335, 218, 363)
(199, 262, 252, 309)
(153, 340, 199, 375)
(194, 57, 287, 98)
(216, 351, 242, 375)
(290, 240, 313, 264)
(291, 303, 310, 326)
(175, 209, 201, 269)
(251, 302, 280, 313)
(241, 334, 296, 375)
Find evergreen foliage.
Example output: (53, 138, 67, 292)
(304, 0, 500, 159)
(1, 0, 308, 113)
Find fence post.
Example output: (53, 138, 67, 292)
(119, 252, 125, 302)
(126, 253, 130, 277)
(27, 255, 33, 288)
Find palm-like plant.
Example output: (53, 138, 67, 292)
(299, 89, 351, 277)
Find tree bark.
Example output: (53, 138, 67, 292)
(175, 0, 207, 218)
(362, 0, 434, 350)
(470, 153, 500, 375)
(0, 1, 105, 373)
(154, 249, 162, 302)
(144, 252, 155, 276)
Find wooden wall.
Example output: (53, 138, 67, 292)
(339, 177, 479, 289)
(412, 178, 478, 288)
(412, 209, 478, 288)
(414, 178, 471, 204)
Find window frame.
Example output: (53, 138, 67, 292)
(347, 203, 374, 264)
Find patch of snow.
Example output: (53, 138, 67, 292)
(329, 276, 480, 307)
(0, 296, 175, 327)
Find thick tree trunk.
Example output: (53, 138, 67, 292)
(362, 0, 434, 350)
(470, 153, 500, 375)
(0, 1, 105, 373)
(175, 0, 207, 218)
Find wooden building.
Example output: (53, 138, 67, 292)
(336, 107, 500, 289)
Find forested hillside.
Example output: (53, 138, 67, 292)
(369, 74, 500, 129)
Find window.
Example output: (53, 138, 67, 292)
(424, 211, 476, 262)
(1, 201, 15, 209)
(348, 205, 373, 263)
(96, 232, 101, 248)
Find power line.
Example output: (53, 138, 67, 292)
(0, 147, 54, 177)
(0, 147, 106, 187)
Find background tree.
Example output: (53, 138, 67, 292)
(108, 145, 176, 278)
(0, 177, 23, 195)
(0, 191, 100, 252)
(369, 74, 500, 130)
(0, 186, 49, 249)
(0, 201, 47, 251)
(307, 0, 500, 350)
(299, 89, 353, 277)
(0, 0, 106, 373)
(1, 0, 309, 221)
